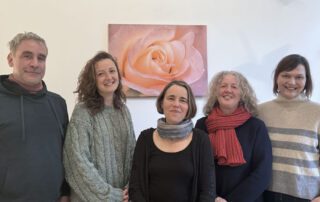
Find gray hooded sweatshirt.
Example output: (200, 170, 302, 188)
(0, 75, 69, 202)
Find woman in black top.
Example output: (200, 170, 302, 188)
(129, 80, 215, 202)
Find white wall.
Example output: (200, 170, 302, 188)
(1, 0, 320, 136)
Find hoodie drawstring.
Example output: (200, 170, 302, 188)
(20, 96, 26, 140)
(47, 98, 64, 139)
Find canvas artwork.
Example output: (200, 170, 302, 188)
(108, 24, 208, 97)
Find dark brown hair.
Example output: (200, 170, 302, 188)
(156, 80, 197, 119)
(75, 51, 126, 115)
(273, 54, 313, 98)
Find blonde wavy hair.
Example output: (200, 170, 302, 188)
(203, 71, 258, 116)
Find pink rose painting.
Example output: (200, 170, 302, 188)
(108, 24, 207, 97)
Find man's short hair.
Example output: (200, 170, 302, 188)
(8, 32, 47, 54)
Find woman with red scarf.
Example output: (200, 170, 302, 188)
(195, 71, 272, 202)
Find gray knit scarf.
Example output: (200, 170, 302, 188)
(157, 118, 193, 140)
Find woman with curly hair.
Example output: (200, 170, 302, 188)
(63, 51, 136, 202)
(195, 71, 272, 202)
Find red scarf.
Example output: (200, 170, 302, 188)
(205, 106, 251, 166)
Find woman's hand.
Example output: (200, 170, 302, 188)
(123, 187, 129, 202)
(312, 196, 320, 202)
(215, 196, 227, 202)
(58, 196, 70, 202)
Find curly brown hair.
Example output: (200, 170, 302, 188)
(75, 51, 126, 115)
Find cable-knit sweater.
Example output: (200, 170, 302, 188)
(63, 103, 136, 202)
(258, 95, 320, 200)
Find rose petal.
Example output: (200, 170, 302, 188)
(177, 46, 204, 83)
(128, 28, 175, 63)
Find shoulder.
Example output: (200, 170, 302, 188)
(196, 116, 207, 124)
(72, 102, 89, 113)
(70, 103, 92, 122)
(192, 128, 210, 142)
(257, 100, 277, 119)
(47, 91, 67, 110)
(305, 100, 320, 111)
(247, 116, 266, 126)
(120, 103, 130, 112)
(238, 117, 268, 135)
(119, 104, 133, 118)
(135, 128, 155, 146)
(138, 128, 155, 139)
(0, 75, 10, 93)
(302, 101, 320, 120)
(191, 128, 212, 154)
(47, 91, 66, 104)
(258, 100, 275, 110)
(193, 128, 207, 136)
(46, 91, 68, 120)
(195, 116, 208, 130)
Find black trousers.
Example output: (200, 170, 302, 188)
(264, 191, 310, 202)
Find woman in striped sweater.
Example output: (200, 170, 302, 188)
(258, 54, 320, 202)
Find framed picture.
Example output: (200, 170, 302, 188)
(109, 24, 207, 97)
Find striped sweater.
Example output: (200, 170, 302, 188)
(258, 95, 320, 200)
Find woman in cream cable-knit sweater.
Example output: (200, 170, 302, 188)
(258, 54, 320, 202)
(63, 51, 136, 202)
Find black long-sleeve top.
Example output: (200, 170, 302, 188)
(129, 128, 216, 202)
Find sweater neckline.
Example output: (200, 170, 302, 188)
(275, 94, 308, 103)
